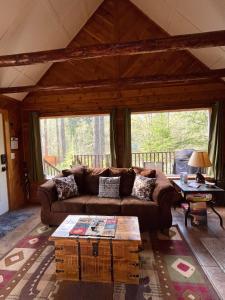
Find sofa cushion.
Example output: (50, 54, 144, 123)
(98, 176, 120, 198)
(132, 175, 156, 201)
(51, 195, 90, 213)
(121, 196, 158, 216)
(133, 167, 156, 178)
(53, 175, 79, 200)
(86, 196, 121, 215)
(62, 165, 85, 193)
(84, 168, 109, 195)
(109, 167, 135, 196)
(121, 197, 159, 230)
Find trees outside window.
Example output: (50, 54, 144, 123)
(131, 109, 209, 174)
(132, 110, 209, 152)
(40, 115, 110, 175)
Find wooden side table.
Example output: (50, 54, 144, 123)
(173, 180, 224, 228)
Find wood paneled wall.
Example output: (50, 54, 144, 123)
(0, 96, 25, 209)
(22, 0, 225, 202)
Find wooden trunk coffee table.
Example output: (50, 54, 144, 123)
(49, 215, 141, 284)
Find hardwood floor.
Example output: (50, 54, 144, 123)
(0, 205, 224, 299)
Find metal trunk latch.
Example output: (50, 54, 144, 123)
(92, 242, 99, 257)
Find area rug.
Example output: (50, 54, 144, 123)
(201, 237, 225, 273)
(0, 211, 33, 238)
(0, 224, 219, 300)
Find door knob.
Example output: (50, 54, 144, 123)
(1, 166, 6, 172)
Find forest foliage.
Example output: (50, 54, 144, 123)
(131, 110, 209, 152)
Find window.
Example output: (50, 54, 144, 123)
(131, 109, 209, 175)
(40, 115, 110, 177)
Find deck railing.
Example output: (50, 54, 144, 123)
(43, 159, 61, 177)
(132, 151, 175, 174)
(73, 154, 111, 168)
(73, 151, 175, 174)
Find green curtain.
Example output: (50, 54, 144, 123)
(29, 112, 44, 182)
(110, 109, 117, 167)
(208, 101, 225, 188)
(123, 108, 132, 167)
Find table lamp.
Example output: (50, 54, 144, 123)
(188, 151, 212, 183)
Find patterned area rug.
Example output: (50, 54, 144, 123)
(0, 224, 219, 300)
(0, 211, 33, 238)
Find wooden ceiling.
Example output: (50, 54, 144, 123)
(22, 0, 225, 110)
(24, 0, 223, 92)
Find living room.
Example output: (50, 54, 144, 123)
(0, 0, 225, 299)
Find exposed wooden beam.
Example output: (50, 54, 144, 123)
(0, 30, 225, 67)
(1, 68, 225, 94)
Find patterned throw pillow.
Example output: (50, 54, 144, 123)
(132, 175, 156, 201)
(53, 175, 79, 200)
(98, 176, 120, 198)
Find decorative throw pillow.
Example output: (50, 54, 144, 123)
(132, 175, 156, 201)
(53, 175, 78, 200)
(98, 176, 120, 198)
(62, 165, 85, 193)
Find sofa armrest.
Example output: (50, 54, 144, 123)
(152, 182, 178, 206)
(38, 180, 58, 211)
(152, 181, 179, 230)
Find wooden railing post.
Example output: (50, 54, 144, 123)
(43, 159, 60, 177)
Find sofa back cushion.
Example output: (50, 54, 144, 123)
(109, 167, 135, 196)
(84, 168, 109, 195)
(133, 166, 156, 178)
(62, 165, 85, 193)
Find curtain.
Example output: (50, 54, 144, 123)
(123, 108, 132, 167)
(29, 112, 44, 182)
(110, 109, 117, 167)
(208, 101, 225, 188)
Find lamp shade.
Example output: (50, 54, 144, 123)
(188, 151, 212, 168)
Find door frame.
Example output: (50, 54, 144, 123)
(0, 108, 12, 210)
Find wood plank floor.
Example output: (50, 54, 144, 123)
(0, 205, 225, 299)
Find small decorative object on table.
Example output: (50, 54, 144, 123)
(180, 172, 188, 184)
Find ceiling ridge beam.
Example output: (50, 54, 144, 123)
(1, 68, 225, 94)
(0, 30, 225, 67)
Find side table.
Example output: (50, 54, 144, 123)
(173, 180, 224, 228)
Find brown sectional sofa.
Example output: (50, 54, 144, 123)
(38, 166, 179, 231)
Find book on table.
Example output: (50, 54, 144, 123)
(181, 201, 207, 226)
(186, 193, 212, 202)
(69, 216, 118, 237)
